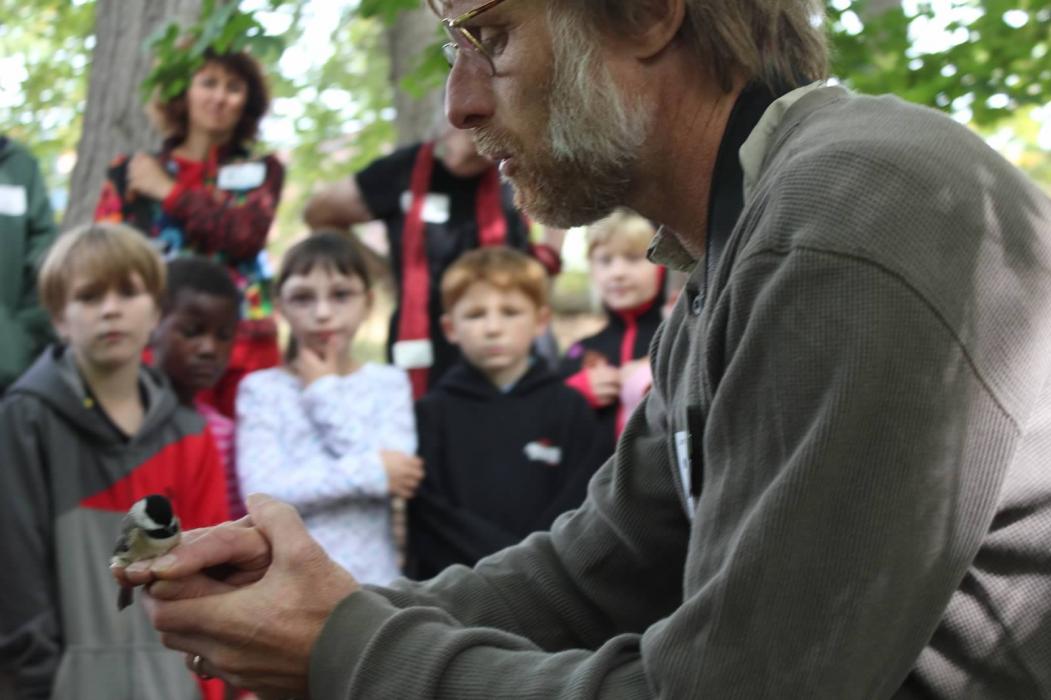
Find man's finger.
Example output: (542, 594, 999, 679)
(149, 589, 249, 640)
(148, 572, 236, 601)
(244, 493, 318, 563)
(141, 520, 271, 582)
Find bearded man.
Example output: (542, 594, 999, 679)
(119, 1, 1051, 698)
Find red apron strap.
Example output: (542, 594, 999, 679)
(475, 165, 508, 247)
(397, 141, 437, 399)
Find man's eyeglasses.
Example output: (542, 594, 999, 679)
(441, 0, 511, 76)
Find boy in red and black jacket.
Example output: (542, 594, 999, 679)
(559, 209, 666, 449)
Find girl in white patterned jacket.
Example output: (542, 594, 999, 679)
(235, 232, 423, 584)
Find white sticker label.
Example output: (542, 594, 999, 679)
(524, 441, 562, 466)
(217, 162, 266, 190)
(400, 191, 451, 224)
(675, 430, 695, 519)
(392, 339, 435, 369)
(0, 185, 27, 216)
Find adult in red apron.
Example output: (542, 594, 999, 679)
(305, 129, 561, 398)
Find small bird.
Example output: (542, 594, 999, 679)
(111, 494, 182, 611)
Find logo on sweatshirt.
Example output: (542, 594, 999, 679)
(524, 439, 562, 466)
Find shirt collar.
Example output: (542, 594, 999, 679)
(647, 81, 828, 271)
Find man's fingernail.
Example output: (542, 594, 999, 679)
(151, 555, 177, 572)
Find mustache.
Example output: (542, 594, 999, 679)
(472, 127, 519, 160)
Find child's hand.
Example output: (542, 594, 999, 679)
(587, 364, 622, 407)
(380, 450, 425, 499)
(295, 337, 342, 386)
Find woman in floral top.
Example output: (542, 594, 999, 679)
(95, 48, 284, 417)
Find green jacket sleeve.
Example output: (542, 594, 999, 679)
(0, 397, 61, 699)
(0, 149, 56, 390)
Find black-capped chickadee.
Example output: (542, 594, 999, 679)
(111, 494, 182, 611)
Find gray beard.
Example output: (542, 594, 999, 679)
(477, 25, 653, 229)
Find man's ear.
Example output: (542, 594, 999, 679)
(440, 313, 458, 345)
(627, 0, 687, 61)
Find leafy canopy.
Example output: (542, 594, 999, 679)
(141, 0, 285, 101)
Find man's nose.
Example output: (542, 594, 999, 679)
(445, 59, 494, 130)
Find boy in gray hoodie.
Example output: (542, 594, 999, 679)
(0, 223, 229, 700)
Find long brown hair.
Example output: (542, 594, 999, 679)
(151, 49, 270, 150)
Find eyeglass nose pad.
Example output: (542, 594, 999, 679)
(442, 42, 459, 68)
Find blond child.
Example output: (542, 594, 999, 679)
(0, 223, 229, 699)
(559, 209, 665, 446)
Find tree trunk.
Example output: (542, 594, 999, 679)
(63, 0, 205, 230)
(386, 6, 444, 146)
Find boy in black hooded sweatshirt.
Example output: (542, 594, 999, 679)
(407, 247, 605, 580)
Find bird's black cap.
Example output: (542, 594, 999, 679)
(143, 494, 175, 527)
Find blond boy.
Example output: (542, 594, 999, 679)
(407, 247, 605, 580)
(560, 209, 665, 446)
(0, 223, 229, 699)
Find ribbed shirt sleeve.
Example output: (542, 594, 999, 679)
(309, 250, 1013, 698)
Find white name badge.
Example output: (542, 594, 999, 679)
(217, 162, 266, 191)
(0, 185, 27, 216)
(524, 441, 562, 466)
(675, 430, 696, 519)
(392, 339, 435, 370)
(399, 191, 451, 224)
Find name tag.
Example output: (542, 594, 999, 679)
(0, 185, 27, 216)
(675, 430, 695, 519)
(524, 441, 562, 466)
(400, 191, 451, 224)
(217, 162, 266, 191)
(392, 339, 434, 370)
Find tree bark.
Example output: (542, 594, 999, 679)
(63, 0, 205, 230)
(386, 6, 444, 146)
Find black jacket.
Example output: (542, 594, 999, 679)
(407, 360, 606, 579)
(558, 290, 665, 446)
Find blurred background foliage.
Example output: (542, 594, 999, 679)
(1, 0, 1048, 240)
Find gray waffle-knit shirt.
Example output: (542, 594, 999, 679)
(309, 85, 1051, 699)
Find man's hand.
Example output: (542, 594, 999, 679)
(127, 153, 175, 201)
(125, 494, 359, 697)
(381, 450, 425, 498)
